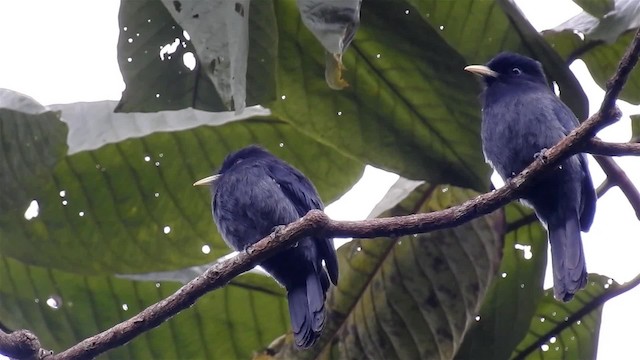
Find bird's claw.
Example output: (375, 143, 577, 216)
(270, 225, 286, 238)
(534, 148, 549, 163)
(244, 244, 254, 254)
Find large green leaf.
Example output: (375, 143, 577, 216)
(511, 274, 611, 359)
(114, 0, 596, 192)
(266, 184, 505, 359)
(456, 206, 547, 359)
(543, 0, 640, 104)
(0, 89, 67, 215)
(0, 255, 287, 359)
(270, 0, 491, 190)
(0, 97, 364, 275)
(366, 179, 550, 360)
(115, 0, 277, 112)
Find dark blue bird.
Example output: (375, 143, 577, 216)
(465, 52, 596, 302)
(194, 145, 339, 347)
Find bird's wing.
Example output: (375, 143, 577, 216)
(267, 163, 339, 285)
(267, 163, 324, 213)
(550, 96, 581, 134)
(578, 153, 597, 231)
(550, 96, 597, 230)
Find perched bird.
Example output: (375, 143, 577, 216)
(465, 53, 596, 302)
(194, 145, 339, 348)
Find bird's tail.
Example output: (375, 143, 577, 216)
(287, 270, 326, 348)
(548, 215, 588, 302)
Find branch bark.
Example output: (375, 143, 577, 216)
(585, 139, 640, 156)
(0, 329, 45, 360)
(593, 155, 640, 220)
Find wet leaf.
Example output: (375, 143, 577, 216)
(159, 0, 251, 112)
(115, 0, 277, 113)
(511, 274, 612, 359)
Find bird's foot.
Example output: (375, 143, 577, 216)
(270, 225, 287, 238)
(534, 148, 549, 163)
(243, 243, 254, 254)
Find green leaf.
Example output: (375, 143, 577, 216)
(546, 30, 640, 104)
(158, 0, 250, 112)
(297, 0, 361, 89)
(511, 274, 612, 359)
(267, 184, 505, 359)
(271, 0, 492, 190)
(456, 207, 548, 359)
(572, 0, 615, 18)
(115, 0, 277, 112)
(544, 0, 640, 104)
(0, 255, 287, 359)
(631, 114, 640, 141)
(0, 89, 67, 214)
(0, 100, 364, 274)
(552, 0, 640, 43)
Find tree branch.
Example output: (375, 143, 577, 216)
(585, 138, 640, 156)
(593, 155, 640, 220)
(0, 329, 46, 360)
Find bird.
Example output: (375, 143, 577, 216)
(465, 52, 597, 302)
(193, 145, 339, 348)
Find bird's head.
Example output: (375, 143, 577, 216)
(193, 145, 272, 187)
(465, 52, 548, 87)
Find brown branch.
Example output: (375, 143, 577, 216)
(579, 138, 640, 219)
(0, 329, 46, 360)
(585, 138, 640, 156)
(593, 155, 640, 220)
(2, 24, 632, 360)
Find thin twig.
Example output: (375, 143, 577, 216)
(594, 155, 640, 220)
(585, 139, 640, 156)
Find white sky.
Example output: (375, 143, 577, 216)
(1, 1, 639, 359)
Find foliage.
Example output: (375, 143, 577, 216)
(1, 0, 638, 358)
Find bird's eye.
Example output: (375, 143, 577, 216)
(512, 67, 522, 75)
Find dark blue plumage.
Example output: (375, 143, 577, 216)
(466, 53, 597, 302)
(194, 145, 338, 348)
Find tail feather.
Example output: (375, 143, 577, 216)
(306, 271, 326, 333)
(287, 286, 314, 348)
(287, 270, 327, 348)
(549, 216, 587, 302)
